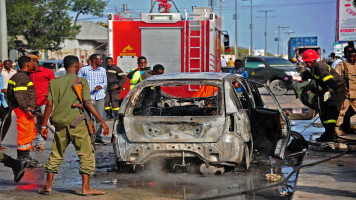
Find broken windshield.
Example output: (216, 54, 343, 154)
(132, 83, 221, 116)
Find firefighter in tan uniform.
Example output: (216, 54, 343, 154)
(334, 49, 356, 135)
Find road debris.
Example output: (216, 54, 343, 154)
(265, 174, 282, 182)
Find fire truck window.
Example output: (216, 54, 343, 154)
(132, 84, 219, 116)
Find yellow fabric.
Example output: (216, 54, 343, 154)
(8, 80, 16, 86)
(113, 107, 120, 111)
(130, 70, 143, 90)
(27, 82, 34, 86)
(322, 75, 334, 82)
(105, 107, 111, 110)
(313, 74, 320, 79)
(14, 87, 28, 91)
(323, 119, 337, 124)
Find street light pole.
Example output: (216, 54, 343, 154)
(242, 0, 253, 53)
(258, 10, 274, 56)
(283, 31, 294, 57)
(235, 0, 238, 58)
(277, 26, 289, 56)
(0, 0, 8, 61)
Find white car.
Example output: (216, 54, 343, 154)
(113, 73, 290, 174)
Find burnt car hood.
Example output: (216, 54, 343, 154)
(124, 116, 226, 143)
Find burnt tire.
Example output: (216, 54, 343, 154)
(269, 79, 288, 96)
(242, 144, 251, 169)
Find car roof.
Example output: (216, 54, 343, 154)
(146, 72, 232, 81)
(245, 56, 282, 59)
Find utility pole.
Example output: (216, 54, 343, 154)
(151, 0, 155, 13)
(0, 0, 8, 61)
(235, 0, 238, 58)
(258, 10, 274, 56)
(283, 31, 294, 57)
(276, 26, 289, 56)
(242, 0, 253, 53)
(220, 0, 222, 21)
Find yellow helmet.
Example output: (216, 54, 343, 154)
(291, 58, 297, 63)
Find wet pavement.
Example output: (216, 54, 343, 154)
(1, 91, 354, 199)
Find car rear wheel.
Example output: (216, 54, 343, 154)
(269, 80, 288, 96)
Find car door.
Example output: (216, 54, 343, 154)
(239, 78, 290, 159)
(244, 57, 266, 84)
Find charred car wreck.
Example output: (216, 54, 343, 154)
(113, 73, 290, 174)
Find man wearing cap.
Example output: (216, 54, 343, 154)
(1, 60, 17, 102)
(29, 54, 55, 151)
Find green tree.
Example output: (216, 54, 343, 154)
(6, 0, 80, 50)
(70, 0, 106, 27)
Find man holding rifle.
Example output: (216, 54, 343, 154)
(39, 55, 109, 195)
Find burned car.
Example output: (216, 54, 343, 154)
(113, 73, 290, 174)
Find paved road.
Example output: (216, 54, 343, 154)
(2, 90, 352, 200)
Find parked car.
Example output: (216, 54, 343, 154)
(113, 72, 290, 174)
(39, 60, 64, 72)
(242, 56, 302, 95)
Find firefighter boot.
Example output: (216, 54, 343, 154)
(316, 124, 336, 142)
(105, 110, 113, 120)
(17, 150, 42, 168)
(3, 154, 27, 182)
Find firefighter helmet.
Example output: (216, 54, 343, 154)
(302, 49, 320, 62)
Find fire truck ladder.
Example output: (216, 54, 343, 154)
(186, 10, 208, 91)
(187, 12, 207, 73)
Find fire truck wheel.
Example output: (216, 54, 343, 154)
(269, 80, 288, 96)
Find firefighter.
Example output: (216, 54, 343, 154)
(127, 56, 150, 90)
(104, 57, 127, 119)
(301, 49, 346, 142)
(7, 56, 41, 167)
(334, 49, 356, 135)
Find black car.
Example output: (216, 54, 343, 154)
(242, 56, 302, 95)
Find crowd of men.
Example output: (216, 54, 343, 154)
(0, 42, 355, 194)
(0, 53, 165, 195)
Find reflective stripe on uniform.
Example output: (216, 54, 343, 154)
(14, 87, 28, 91)
(113, 107, 120, 111)
(323, 75, 334, 82)
(27, 82, 34, 86)
(313, 74, 320, 79)
(105, 107, 111, 110)
(118, 73, 126, 76)
(323, 119, 337, 124)
(17, 143, 32, 151)
(8, 80, 16, 85)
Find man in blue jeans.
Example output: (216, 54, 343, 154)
(78, 54, 107, 145)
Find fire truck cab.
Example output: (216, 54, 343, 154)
(108, 5, 223, 98)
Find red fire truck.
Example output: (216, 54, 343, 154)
(108, 1, 223, 98)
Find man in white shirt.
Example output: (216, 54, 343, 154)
(221, 56, 228, 68)
(1, 60, 17, 102)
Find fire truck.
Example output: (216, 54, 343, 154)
(108, 0, 224, 98)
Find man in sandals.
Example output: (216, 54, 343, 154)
(39, 55, 109, 195)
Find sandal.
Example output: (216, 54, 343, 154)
(39, 188, 51, 195)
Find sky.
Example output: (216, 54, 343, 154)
(70, 0, 337, 57)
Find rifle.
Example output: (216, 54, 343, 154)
(71, 77, 96, 149)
